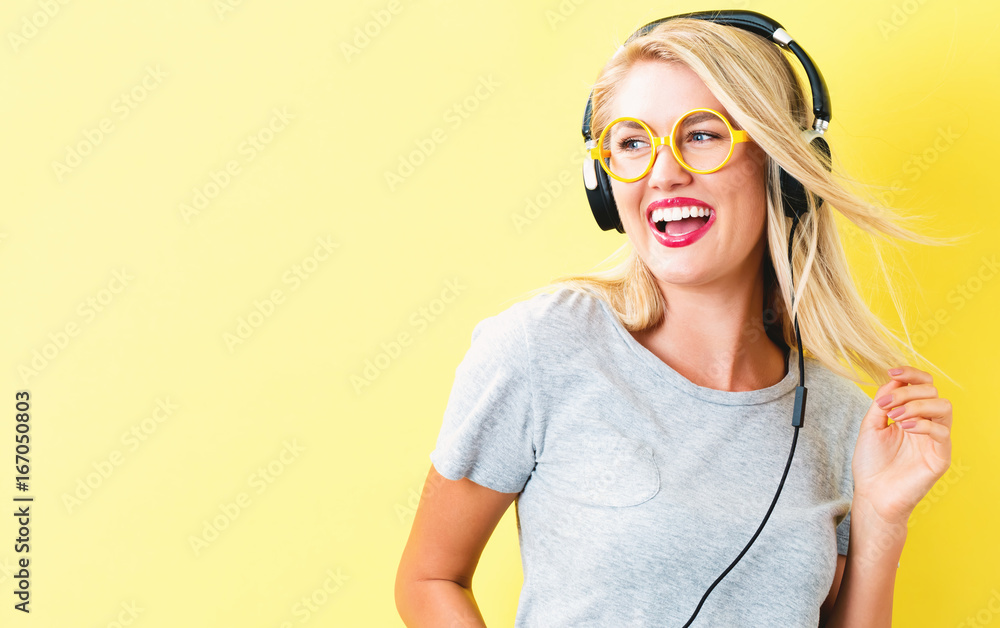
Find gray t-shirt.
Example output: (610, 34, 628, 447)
(430, 287, 871, 627)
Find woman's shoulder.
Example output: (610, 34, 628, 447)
(468, 287, 610, 353)
(501, 286, 608, 332)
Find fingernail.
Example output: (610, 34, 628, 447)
(889, 368, 904, 376)
(887, 406, 906, 419)
(876, 394, 893, 408)
(899, 419, 917, 429)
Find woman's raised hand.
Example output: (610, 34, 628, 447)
(850, 366, 953, 528)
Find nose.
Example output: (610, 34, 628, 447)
(647, 143, 693, 190)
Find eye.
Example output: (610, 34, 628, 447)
(687, 130, 721, 143)
(616, 136, 648, 151)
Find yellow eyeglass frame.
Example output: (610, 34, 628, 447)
(589, 108, 751, 181)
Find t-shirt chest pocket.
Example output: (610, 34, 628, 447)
(535, 418, 660, 508)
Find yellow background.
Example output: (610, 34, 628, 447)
(1, 0, 996, 626)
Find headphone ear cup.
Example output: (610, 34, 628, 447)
(779, 166, 809, 221)
(779, 134, 833, 220)
(583, 158, 624, 233)
(806, 134, 832, 175)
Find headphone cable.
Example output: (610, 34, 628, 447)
(681, 216, 807, 627)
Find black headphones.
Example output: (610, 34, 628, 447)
(581, 9, 832, 233)
(580, 12, 833, 626)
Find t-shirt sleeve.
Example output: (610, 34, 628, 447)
(428, 305, 537, 494)
(836, 383, 872, 555)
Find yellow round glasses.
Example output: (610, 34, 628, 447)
(590, 108, 751, 182)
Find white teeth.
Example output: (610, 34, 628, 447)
(650, 206, 711, 222)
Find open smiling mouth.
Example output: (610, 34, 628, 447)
(652, 206, 712, 235)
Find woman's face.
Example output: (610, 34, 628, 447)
(606, 60, 770, 293)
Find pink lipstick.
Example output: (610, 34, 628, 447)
(645, 197, 715, 248)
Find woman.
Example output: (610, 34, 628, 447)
(396, 14, 955, 628)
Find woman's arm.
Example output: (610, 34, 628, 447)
(821, 496, 907, 628)
(395, 464, 519, 628)
(823, 365, 952, 626)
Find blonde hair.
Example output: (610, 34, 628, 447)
(510, 17, 967, 388)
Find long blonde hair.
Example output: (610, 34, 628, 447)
(510, 17, 966, 388)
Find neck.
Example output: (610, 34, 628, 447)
(635, 254, 788, 392)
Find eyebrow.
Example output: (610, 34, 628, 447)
(612, 120, 646, 131)
(680, 112, 721, 125)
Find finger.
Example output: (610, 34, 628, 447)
(875, 383, 939, 410)
(887, 398, 953, 428)
(896, 417, 951, 444)
(861, 381, 907, 431)
(871, 378, 906, 407)
(887, 365, 933, 386)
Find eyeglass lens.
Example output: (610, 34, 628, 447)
(601, 111, 734, 178)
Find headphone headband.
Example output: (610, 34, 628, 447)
(580, 10, 833, 232)
(581, 10, 831, 142)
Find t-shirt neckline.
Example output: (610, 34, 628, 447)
(595, 294, 800, 406)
